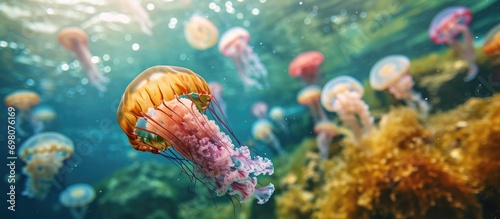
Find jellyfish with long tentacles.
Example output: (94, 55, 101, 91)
(60, 183, 95, 219)
(252, 119, 284, 156)
(429, 6, 477, 82)
(119, 0, 153, 36)
(58, 27, 109, 92)
(116, 66, 274, 204)
(321, 76, 373, 141)
(313, 120, 338, 159)
(5, 90, 40, 136)
(289, 51, 324, 84)
(219, 27, 269, 90)
(251, 101, 268, 119)
(185, 15, 218, 50)
(31, 105, 56, 133)
(370, 55, 429, 118)
(19, 132, 74, 200)
(268, 106, 290, 137)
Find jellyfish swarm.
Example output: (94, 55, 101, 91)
(289, 51, 324, 84)
(116, 66, 274, 204)
(483, 24, 500, 65)
(314, 120, 338, 159)
(252, 119, 284, 156)
(269, 106, 290, 136)
(219, 27, 269, 90)
(119, 0, 153, 36)
(208, 82, 227, 117)
(185, 15, 218, 50)
(370, 55, 429, 117)
(5, 90, 40, 136)
(31, 105, 56, 133)
(19, 132, 74, 200)
(429, 6, 477, 82)
(58, 27, 109, 92)
(251, 101, 268, 119)
(60, 183, 95, 219)
(321, 76, 373, 141)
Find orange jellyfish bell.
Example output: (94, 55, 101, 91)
(184, 15, 219, 50)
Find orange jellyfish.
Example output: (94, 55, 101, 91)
(58, 27, 109, 92)
(252, 119, 284, 156)
(289, 51, 324, 84)
(59, 183, 95, 219)
(31, 105, 57, 133)
(19, 132, 74, 200)
(219, 27, 269, 90)
(321, 76, 372, 141)
(116, 66, 274, 204)
(5, 90, 40, 136)
(429, 6, 477, 81)
(370, 55, 429, 117)
(297, 85, 328, 123)
(313, 120, 338, 159)
(483, 24, 500, 64)
(185, 15, 218, 50)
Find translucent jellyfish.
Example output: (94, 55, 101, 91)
(251, 101, 268, 119)
(289, 51, 324, 84)
(268, 106, 290, 136)
(429, 6, 477, 81)
(321, 76, 373, 141)
(219, 27, 269, 90)
(313, 120, 338, 159)
(297, 85, 328, 123)
(119, 0, 153, 36)
(19, 132, 74, 200)
(5, 90, 40, 136)
(59, 183, 95, 219)
(370, 55, 429, 117)
(483, 24, 500, 64)
(31, 105, 56, 133)
(116, 66, 274, 204)
(208, 82, 227, 117)
(252, 119, 284, 156)
(185, 15, 218, 50)
(58, 27, 109, 92)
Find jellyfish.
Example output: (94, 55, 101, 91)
(321, 76, 373, 141)
(208, 82, 227, 117)
(251, 101, 268, 119)
(5, 90, 40, 136)
(289, 51, 324, 84)
(119, 0, 153, 36)
(19, 132, 74, 200)
(483, 24, 500, 65)
(185, 15, 218, 50)
(268, 106, 290, 136)
(429, 6, 477, 81)
(252, 119, 284, 156)
(297, 85, 328, 123)
(370, 55, 429, 117)
(313, 120, 338, 159)
(219, 27, 269, 90)
(58, 27, 109, 92)
(116, 66, 274, 204)
(31, 105, 56, 133)
(59, 183, 95, 219)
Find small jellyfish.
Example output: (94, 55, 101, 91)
(482, 24, 500, 65)
(252, 119, 285, 156)
(31, 105, 56, 133)
(59, 183, 95, 219)
(313, 120, 338, 159)
(321, 76, 373, 141)
(251, 101, 268, 119)
(19, 132, 74, 200)
(208, 82, 227, 117)
(289, 51, 324, 84)
(119, 0, 153, 36)
(370, 55, 429, 117)
(219, 27, 269, 90)
(185, 15, 218, 50)
(429, 6, 477, 81)
(5, 90, 40, 136)
(297, 85, 328, 123)
(268, 106, 290, 136)
(58, 27, 109, 92)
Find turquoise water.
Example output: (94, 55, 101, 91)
(1, 0, 499, 218)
